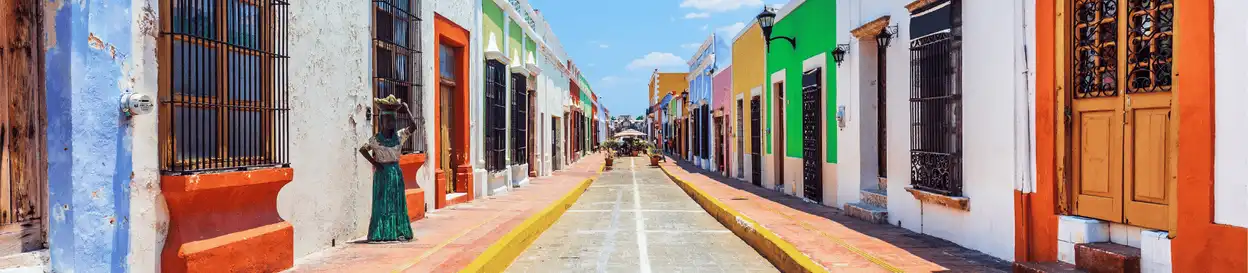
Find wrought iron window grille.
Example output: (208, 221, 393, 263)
(485, 60, 507, 171)
(160, 0, 292, 174)
(372, 0, 425, 154)
(908, 0, 964, 196)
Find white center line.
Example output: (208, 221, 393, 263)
(566, 209, 707, 213)
(631, 158, 652, 273)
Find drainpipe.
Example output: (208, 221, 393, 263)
(1014, 0, 1037, 261)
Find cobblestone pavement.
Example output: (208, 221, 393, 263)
(508, 157, 778, 273)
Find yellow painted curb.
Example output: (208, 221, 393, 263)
(657, 164, 903, 273)
(458, 162, 607, 273)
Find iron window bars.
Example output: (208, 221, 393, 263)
(485, 60, 507, 171)
(373, 0, 425, 153)
(908, 0, 963, 196)
(160, 0, 291, 174)
(511, 73, 528, 165)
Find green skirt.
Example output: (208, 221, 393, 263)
(368, 163, 414, 242)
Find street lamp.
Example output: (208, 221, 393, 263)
(832, 44, 850, 67)
(877, 25, 899, 48)
(756, 7, 796, 52)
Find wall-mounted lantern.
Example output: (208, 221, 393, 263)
(877, 25, 900, 48)
(832, 44, 850, 67)
(756, 7, 797, 52)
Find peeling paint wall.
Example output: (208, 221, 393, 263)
(128, 0, 167, 271)
(44, 0, 135, 271)
(274, 0, 376, 259)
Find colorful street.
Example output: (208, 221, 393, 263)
(3, 0, 1245, 272)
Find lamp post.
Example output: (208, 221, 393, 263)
(756, 7, 796, 52)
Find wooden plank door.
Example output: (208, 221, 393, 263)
(1121, 0, 1174, 230)
(0, 0, 48, 253)
(1070, 0, 1125, 222)
(1069, 0, 1174, 230)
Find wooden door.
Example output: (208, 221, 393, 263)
(1069, 0, 1173, 230)
(801, 69, 823, 203)
(750, 96, 762, 186)
(0, 0, 47, 253)
(773, 82, 785, 187)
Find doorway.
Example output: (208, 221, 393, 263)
(772, 81, 786, 189)
(0, 0, 48, 254)
(875, 43, 888, 185)
(433, 15, 473, 208)
(714, 115, 725, 174)
(1065, 0, 1175, 230)
(551, 116, 561, 171)
(801, 68, 823, 203)
(750, 96, 762, 186)
(736, 99, 744, 179)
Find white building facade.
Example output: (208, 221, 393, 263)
(834, 0, 1035, 261)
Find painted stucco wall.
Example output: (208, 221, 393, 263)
(713, 67, 733, 112)
(482, 1, 505, 58)
(129, 0, 167, 271)
(45, 0, 136, 271)
(731, 22, 765, 159)
(651, 72, 689, 106)
(766, 0, 838, 162)
(837, 0, 1024, 260)
(274, 0, 377, 259)
(1213, 0, 1248, 228)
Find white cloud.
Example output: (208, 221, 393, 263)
(599, 44, 610, 48)
(626, 52, 687, 71)
(684, 12, 711, 19)
(680, 0, 763, 12)
(701, 24, 709, 31)
(716, 22, 746, 37)
(682, 43, 702, 50)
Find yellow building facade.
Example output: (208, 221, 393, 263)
(731, 21, 764, 181)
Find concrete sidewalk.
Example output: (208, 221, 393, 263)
(658, 158, 1011, 272)
(286, 153, 606, 273)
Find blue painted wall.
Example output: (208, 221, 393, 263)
(46, 0, 134, 272)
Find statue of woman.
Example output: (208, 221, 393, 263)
(358, 99, 417, 242)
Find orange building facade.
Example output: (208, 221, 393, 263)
(1019, 0, 1246, 271)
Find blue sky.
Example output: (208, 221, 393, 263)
(528, 0, 787, 117)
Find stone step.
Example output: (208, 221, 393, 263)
(861, 189, 888, 208)
(1075, 243, 1141, 273)
(1013, 261, 1084, 273)
(843, 202, 888, 224)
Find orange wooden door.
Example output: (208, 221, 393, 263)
(1069, 0, 1174, 230)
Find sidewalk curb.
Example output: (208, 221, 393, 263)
(657, 163, 830, 273)
(458, 163, 606, 273)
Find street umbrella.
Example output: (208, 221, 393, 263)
(613, 129, 647, 139)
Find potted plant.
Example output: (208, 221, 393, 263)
(641, 141, 661, 166)
(602, 140, 621, 168)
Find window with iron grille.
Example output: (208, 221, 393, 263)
(160, 0, 290, 173)
(373, 0, 424, 153)
(511, 73, 528, 165)
(908, 0, 963, 196)
(484, 60, 507, 171)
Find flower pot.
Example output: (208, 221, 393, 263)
(606, 158, 614, 167)
(649, 155, 661, 166)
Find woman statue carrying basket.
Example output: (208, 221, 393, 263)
(358, 95, 417, 242)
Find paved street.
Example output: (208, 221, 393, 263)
(507, 157, 777, 273)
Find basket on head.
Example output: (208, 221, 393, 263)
(375, 95, 403, 111)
